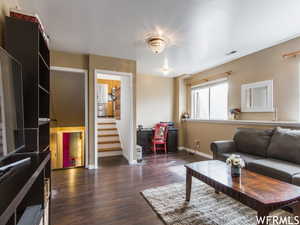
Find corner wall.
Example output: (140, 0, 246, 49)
(136, 74, 174, 128)
(174, 75, 188, 147)
(0, 0, 19, 46)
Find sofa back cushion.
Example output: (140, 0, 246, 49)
(268, 127, 300, 164)
(233, 128, 274, 157)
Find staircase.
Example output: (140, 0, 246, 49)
(97, 117, 122, 157)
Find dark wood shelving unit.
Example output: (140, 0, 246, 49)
(0, 152, 51, 225)
(3, 16, 51, 225)
(5, 16, 50, 153)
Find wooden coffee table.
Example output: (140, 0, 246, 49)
(185, 160, 300, 221)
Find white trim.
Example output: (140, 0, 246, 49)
(94, 69, 135, 166)
(183, 118, 300, 127)
(50, 66, 87, 74)
(88, 165, 96, 170)
(94, 70, 98, 168)
(129, 75, 135, 163)
(183, 147, 213, 159)
(178, 146, 185, 151)
(129, 160, 137, 165)
(241, 108, 275, 113)
(50, 67, 89, 169)
(96, 70, 133, 77)
(97, 74, 121, 80)
(298, 63, 300, 121)
(98, 151, 122, 157)
(241, 80, 274, 113)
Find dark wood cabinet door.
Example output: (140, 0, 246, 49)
(167, 130, 178, 152)
(137, 128, 178, 155)
(137, 130, 152, 155)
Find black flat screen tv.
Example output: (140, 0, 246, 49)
(0, 47, 24, 160)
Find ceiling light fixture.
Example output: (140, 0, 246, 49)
(146, 34, 169, 54)
(161, 58, 172, 75)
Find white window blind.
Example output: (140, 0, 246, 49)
(191, 78, 228, 120)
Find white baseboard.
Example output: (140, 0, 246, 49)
(98, 151, 122, 157)
(129, 160, 137, 165)
(181, 147, 213, 159)
(178, 146, 185, 151)
(87, 165, 96, 170)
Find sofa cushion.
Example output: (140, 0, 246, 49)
(247, 158, 300, 183)
(233, 128, 274, 157)
(292, 174, 300, 187)
(215, 152, 263, 167)
(268, 127, 300, 164)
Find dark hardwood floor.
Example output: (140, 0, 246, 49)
(51, 152, 205, 225)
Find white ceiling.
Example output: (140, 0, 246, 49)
(20, 0, 300, 77)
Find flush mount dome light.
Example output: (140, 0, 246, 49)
(146, 35, 169, 54)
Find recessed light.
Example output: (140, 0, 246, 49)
(226, 50, 237, 56)
(160, 58, 172, 75)
(161, 67, 172, 75)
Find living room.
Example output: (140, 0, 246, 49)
(1, 0, 300, 225)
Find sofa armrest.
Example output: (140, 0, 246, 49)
(210, 140, 236, 157)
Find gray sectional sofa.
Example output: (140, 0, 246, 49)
(211, 127, 300, 186)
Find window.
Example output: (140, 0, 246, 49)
(241, 80, 274, 112)
(191, 79, 228, 120)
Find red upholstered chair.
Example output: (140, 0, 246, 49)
(152, 123, 169, 154)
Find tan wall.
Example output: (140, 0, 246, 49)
(0, 0, 19, 46)
(184, 122, 275, 156)
(179, 36, 300, 155)
(50, 50, 89, 70)
(136, 74, 174, 128)
(174, 76, 188, 146)
(88, 54, 137, 164)
(50, 70, 85, 127)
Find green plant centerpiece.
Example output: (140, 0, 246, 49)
(226, 154, 245, 177)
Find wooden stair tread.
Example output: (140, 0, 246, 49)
(98, 128, 117, 131)
(98, 147, 122, 152)
(98, 140, 120, 144)
(98, 134, 118, 137)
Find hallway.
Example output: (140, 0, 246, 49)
(51, 152, 205, 225)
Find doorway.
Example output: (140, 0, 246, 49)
(94, 70, 134, 168)
(50, 67, 88, 169)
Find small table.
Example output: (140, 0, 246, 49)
(185, 160, 300, 221)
